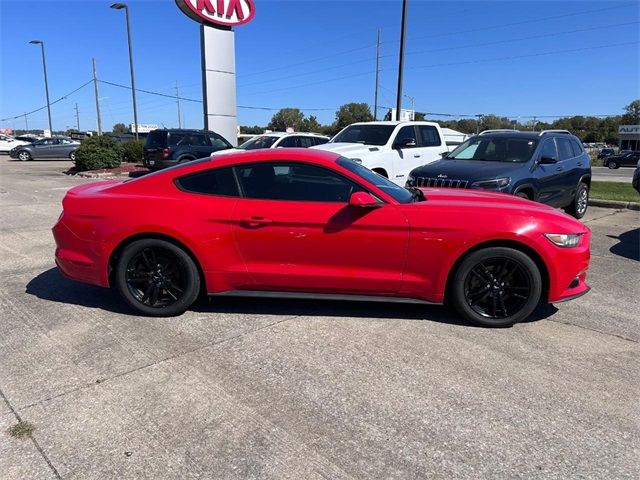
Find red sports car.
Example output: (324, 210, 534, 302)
(53, 149, 590, 327)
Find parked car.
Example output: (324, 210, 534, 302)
(143, 129, 233, 170)
(212, 132, 329, 157)
(313, 121, 448, 186)
(603, 150, 640, 169)
(407, 130, 592, 218)
(0, 134, 29, 153)
(14, 135, 42, 144)
(53, 148, 590, 327)
(632, 159, 640, 194)
(9, 136, 80, 161)
(597, 148, 615, 159)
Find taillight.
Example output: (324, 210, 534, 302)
(162, 147, 172, 159)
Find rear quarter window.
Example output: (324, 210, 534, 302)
(145, 131, 167, 148)
(176, 167, 239, 197)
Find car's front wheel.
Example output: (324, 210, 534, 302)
(69, 151, 77, 161)
(450, 247, 542, 327)
(115, 239, 201, 317)
(607, 160, 619, 169)
(17, 150, 31, 161)
(565, 182, 589, 219)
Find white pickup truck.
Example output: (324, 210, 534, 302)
(313, 121, 449, 185)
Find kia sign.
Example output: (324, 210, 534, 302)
(176, 0, 255, 28)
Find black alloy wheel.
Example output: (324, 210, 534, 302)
(565, 182, 589, 219)
(115, 239, 200, 317)
(451, 247, 542, 327)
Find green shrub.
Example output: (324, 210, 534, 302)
(121, 140, 144, 164)
(74, 136, 122, 171)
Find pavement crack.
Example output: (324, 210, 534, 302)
(0, 386, 63, 479)
(18, 314, 301, 412)
(547, 318, 638, 343)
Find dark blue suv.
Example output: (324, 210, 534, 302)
(407, 130, 592, 218)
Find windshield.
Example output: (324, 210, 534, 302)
(446, 136, 539, 163)
(238, 135, 279, 150)
(337, 157, 415, 204)
(331, 124, 395, 146)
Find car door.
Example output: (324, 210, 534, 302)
(416, 125, 446, 165)
(231, 161, 409, 293)
(391, 126, 421, 185)
(533, 138, 567, 206)
(31, 139, 55, 158)
(554, 137, 580, 206)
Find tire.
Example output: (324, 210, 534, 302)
(450, 247, 542, 327)
(69, 151, 77, 161)
(564, 182, 589, 219)
(607, 160, 618, 169)
(515, 191, 530, 200)
(115, 238, 201, 317)
(177, 156, 195, 164)
(17, 150, 31, 161)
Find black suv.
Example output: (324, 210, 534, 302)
(407, 130, 592, 218)
(603, 150, 640, 169)
(143, 129, 232, 170)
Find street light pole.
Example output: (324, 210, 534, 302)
(111, 3, 139, 140)
(395, 0, 408, 121)
(29, 40, 53, 134)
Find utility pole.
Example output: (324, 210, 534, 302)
(29, 40, 53, 134)
(476, 114, 483, 134)
(532, 116, 538, 131)
(23, 113, 29, 131)
(373, 29, 381, 121)
(92, 58, 103, 135)
(74, 103, 80, 131)
(175, 80, 182, 129)
(395, 0, 408, 121)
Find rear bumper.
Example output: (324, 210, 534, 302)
(52, 220, 110, 287)
(142, 157, 177, 170)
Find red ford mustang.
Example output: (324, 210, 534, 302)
(53, 149, 590, 327)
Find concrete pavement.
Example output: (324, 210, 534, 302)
(1, 158, 638, 479)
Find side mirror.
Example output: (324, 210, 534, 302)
(539, 155, 557, 164)
(394, 138, 417, 149)
(349, 191, 380, 208)
(440, 151, 450, 158)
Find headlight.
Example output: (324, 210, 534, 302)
(350, 158, 362, 164)
(470, 177, 510, 189)
(544, 233, 583, 248)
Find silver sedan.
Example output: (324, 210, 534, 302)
(10, 137, 80, 161)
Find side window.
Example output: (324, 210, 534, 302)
(298, 136, 314, 148)
(418, 125, 442, 147)
(209, 134, 230, 149)
(539, 139, 558, 160)
(182, 134, 207, 146)
(235, 162, 360, 202)
(176, 167, 239, 197)
(314, 137, 329, 146)
(168, 133, 187, 146)
(556, 138, 574, 160)
(277, 137, 297, 148)
(570, 139, 584, 157)
(394, 126, 417, 148)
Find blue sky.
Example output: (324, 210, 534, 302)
(1, 0, 638, 132)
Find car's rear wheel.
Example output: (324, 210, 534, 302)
(515, 191, 530, 200)
(115, 239, 200, 317)
(607, 160, 618, 169)
(565, 182, 589, 219)
(17, 150, 31, 161)
(450, 247, 542, 327)
(69, 151, 77, 161)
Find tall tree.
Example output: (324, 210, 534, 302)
(268, 108, 305, 131)
(301, 115, 321, 132)
(334, 103, 373, 130)
(621, 99, 640, 124)
(112, 123, 128, 134)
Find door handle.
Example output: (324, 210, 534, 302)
(413, 154, 421, 158)
(556, 166, 564, 171)
(240, 216, 273, 227)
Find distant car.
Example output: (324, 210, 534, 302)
(9, 136, 80, 161)
(143, 129, 233, 170)
(0, 134, 29, 153)
(212, 132, 329, 157)
(597, 148, 615, 159)
(603, 150, 640, 169)
(632, 159, 640, 194)
(407, 130, 592, 218)
(14, 135, 42, 144)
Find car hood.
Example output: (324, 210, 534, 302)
(312, 142, 383, 158)
(411, 159, 527, 181)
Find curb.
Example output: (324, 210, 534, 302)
(589, 198, 640, 211)
(73, 171, 135, 178)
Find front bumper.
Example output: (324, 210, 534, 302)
(546, 231, 591, 303)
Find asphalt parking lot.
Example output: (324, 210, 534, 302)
(592, 166, 636, 183)
(1, 157, 638, 479)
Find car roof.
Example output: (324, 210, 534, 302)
(255, 132, 328, 138)
(476, 129, 579, 140)
(349, 121, 439, 127)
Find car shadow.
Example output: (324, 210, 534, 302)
(607, 228, 640, 262)
(27, 267, 559, 327)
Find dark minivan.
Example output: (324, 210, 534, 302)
(407, 130, 592, 218)
(143, 129, 232, 170)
